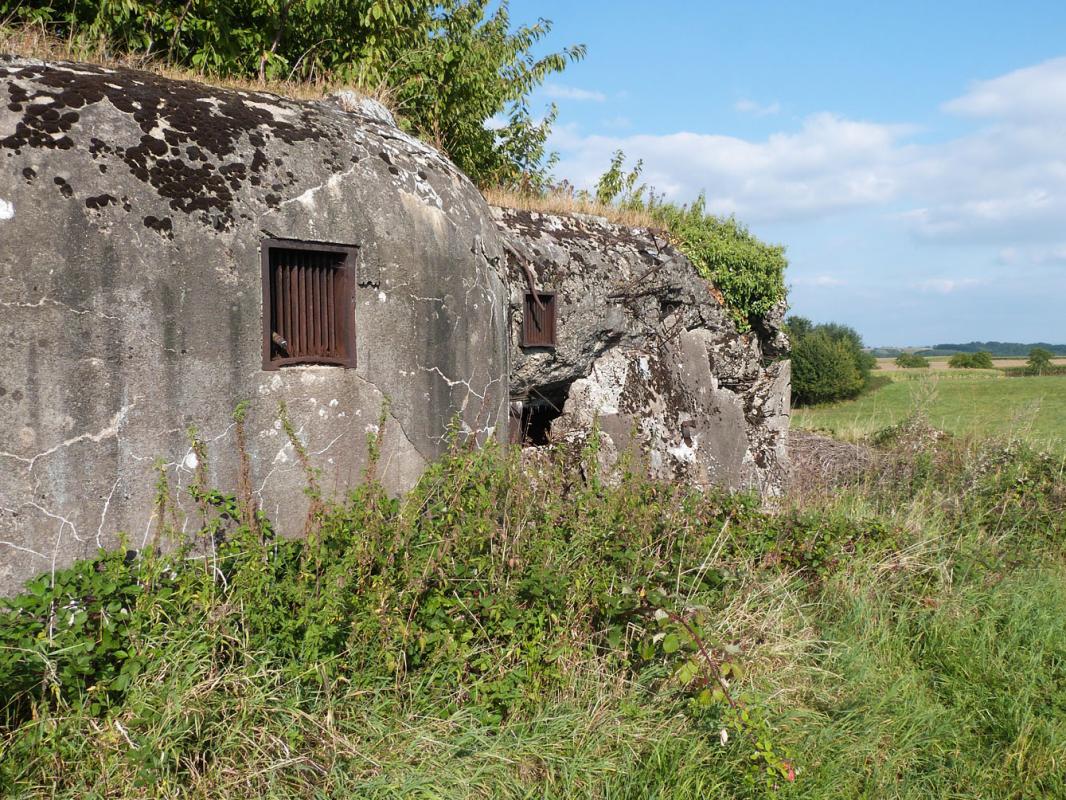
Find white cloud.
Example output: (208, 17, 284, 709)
(943, 56, 1066, 121)
(793, 274, 845, 287)
(900, 187, 1062, 241)
(549, 56, 1066, 253)
(735, 98, 781, 116)
(551, 113, 910, 221)
(542, 83, 606, 102)
(998, 244, 1066, 266)
(911, 277, 985, 294)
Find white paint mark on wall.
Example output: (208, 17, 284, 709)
(273, 442, 294, 464)
(0, 199, 13, 220)
(378, 291, 387, 303)
(668, 441, 697, 463)
(183, 452, 199, 470)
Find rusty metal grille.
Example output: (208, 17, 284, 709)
(521, 291, 557, 348)
(261, 240, 357, 369)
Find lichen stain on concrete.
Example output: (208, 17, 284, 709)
(497, 206, 790, 492)
(0, 56, 511, 595)
(0, 55, 786, 596)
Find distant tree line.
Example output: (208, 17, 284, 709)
(786, 317, 876, 405)
(926, 342, 1066, 357)
(872, 342, 1066, 358)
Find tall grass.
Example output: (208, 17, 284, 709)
(1, 420, 1064, 799)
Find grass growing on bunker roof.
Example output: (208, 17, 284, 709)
(1, 415, 1065, 799)
(0, 23, 396, 108)
(484, 185, 660, 230)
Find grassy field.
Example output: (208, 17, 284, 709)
(793, 369, 1066, 451)
(2, 428, 1065, 798)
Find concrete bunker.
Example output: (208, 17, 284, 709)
(496, 207, 790, 492)
(0, 56, 789, 595)
(0, 57, 509, 595)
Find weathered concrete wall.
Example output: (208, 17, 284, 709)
(0, 58, 509, 594)
(496, 208, 789, 493)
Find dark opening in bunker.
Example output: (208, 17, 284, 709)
(511, 381, 571, 446)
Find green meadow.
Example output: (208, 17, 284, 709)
(792, 369, 1066, 452)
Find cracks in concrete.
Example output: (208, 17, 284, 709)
(1, 398, 139, 470)
(416, 363, 490, 402)
(0, 538, 49, 561)
(96, 477, 121, 548)
(1, 295, 121, 321)
(1, 296, 178, 354)
(1, 499, 84, 580)
(277, 161, 362, 212)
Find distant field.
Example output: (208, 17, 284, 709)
(792, 369, 1066, 451)
(876, 356, 1066, 371)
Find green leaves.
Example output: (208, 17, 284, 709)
(588, 152, 789, 330)
(661, 194, 788, 331)
(948, 350, 995, 369)
(787, 317, 875, 405)
(1, 0, 580, 187)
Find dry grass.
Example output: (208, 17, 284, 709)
(0, 22, 394, 107)
(484, 186, 660, 230)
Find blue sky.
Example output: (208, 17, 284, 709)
(510, 1, 1066, 346)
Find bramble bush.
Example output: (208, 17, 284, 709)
(0, 420, 803, 795)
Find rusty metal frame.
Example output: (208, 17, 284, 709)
(520, 290, 557, 349)
(261, 238, 359, 370)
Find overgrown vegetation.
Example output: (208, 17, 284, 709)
(0, 1, 583, 188)
(2, 409, 1064, 798)
(787, 316, 876, 405)
(587, 151, 789, 330)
